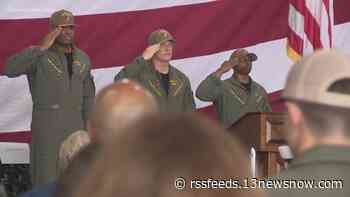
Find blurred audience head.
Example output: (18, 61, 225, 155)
(55, 143, 100, 197)
(88, 79, 158, 143)
(73, 114, 264, 197)
(58, 130, 90, 174)
(283, 49, 350, 155)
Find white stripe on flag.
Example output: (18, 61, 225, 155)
(305, 0, 333, 49)
(2, 18, 350, 133)
(304, 36, 315, 55)
(0, 0, 213, 19)
(305, 0, 323, 24)
(287, 0, 334, 60)
(288, 4, 305, 41)
(320, 1, 334, 48)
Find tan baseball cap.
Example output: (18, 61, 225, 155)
(148, 29, 175, 45)
(230, 49, 257, 63)
(283, 49, 350, 108)
(50, 9, 75, 27)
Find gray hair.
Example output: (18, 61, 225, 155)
(58, 130, 91, 174)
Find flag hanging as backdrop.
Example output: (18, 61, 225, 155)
(0, 0, 350, 143)
(287, 0, 334, 61)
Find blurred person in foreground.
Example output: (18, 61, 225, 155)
(54, 143, 100, 197)
(71, 114, 265, 197)
(88, 79, 158, 143)
(269, 49, 350, 197)
(20, 130, 90, 197)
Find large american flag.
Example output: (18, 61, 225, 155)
(287, 0, 334, 61)
(0, 0, 349, 143)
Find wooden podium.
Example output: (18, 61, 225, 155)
(227, 112, 286, 177)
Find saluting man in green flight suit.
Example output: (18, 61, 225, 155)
(3, 9, 95, 186)
(114, 29, 195, 112)
(196, 49, 271, 127)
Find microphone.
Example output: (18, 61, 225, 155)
(247, 53, 258, 62)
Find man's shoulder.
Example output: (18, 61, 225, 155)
(268, 166, 350, 197)
(222, 77, 240, 89)
(275, 161, 350, 179)
(20, 182, 56, 197)
(251, 80, 268, 94)
(272, 167, 305, 179)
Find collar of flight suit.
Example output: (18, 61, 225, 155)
(50, 43, 77, 54)
(226, 75, 266, 108)
(146, 60, 183, 97)
(229, 76, 253, 90)
(49, 43, 86, 75)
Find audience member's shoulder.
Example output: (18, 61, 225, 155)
(20, 181, 56, 197)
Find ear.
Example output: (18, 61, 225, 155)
(286, 102, 303, 128)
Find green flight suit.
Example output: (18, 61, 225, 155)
(3, 44, 95, 186)
(196, 73, 271, 127)
(269, 145, 350, 197)
(114, 56, 195, 112)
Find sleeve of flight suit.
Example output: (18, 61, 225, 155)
(261, 90, 272, 112)
(82, 69, 96, 127)
(3, 47, 44, 77)
(195, 73, 224, 102)
(114, 56, 147, 82)
(183, 77, 196, 112)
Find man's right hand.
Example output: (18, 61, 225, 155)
(142, 44, 160, 60)
(214, 60, 235, 77)
(39, 27, 62, 51)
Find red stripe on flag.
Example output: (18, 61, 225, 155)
(334, 0, 350, 24)
(0, 131, 31, 143)
(0, 90, 286, 144)
(289, 0, 323, 50)
(304, 8, 323, 49)
(323, 0, 332, 47)
(0, 0, 289, 73)
(289, 0, 304, 12)
(288, 27, 304, 55)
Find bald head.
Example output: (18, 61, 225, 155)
(89, 79, 158, 141)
